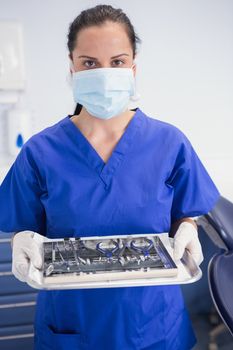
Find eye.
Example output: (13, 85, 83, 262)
(112, 59, 125, 67)
(83, 60, 96, 68)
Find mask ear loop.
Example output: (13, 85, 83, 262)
(66, 60, 75, 88)
(130, 89, 141, 102)
(69, 60, 75, 74)
(130, 62, 141, 102)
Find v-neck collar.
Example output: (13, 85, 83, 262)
(60, 107, 143, 188)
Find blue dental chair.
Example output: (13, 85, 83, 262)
(203, 196, 233, 250)
(208, 251, 233, 335)
(197, 195, 233, 349)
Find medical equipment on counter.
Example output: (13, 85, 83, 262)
(26, 232, 202, 290)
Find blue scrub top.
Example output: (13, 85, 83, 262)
(0, 107, 220, 350)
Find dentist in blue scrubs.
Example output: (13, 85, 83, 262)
(0, 4, 220, 350)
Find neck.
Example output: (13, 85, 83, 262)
(72, 107, 136, 138)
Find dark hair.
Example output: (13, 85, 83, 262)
(67, 4, 141, 115)
(67, 4, 141, 58)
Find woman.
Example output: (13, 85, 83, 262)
(0, 4, 220, 350)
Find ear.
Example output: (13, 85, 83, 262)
(69, 59, 75, 74)
(132, 55, 137, 77)
(68, 53, 74, 72)
(132, 63, 137, 77)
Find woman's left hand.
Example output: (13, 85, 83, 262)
(173, 221, 204, 266)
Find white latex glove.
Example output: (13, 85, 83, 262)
(173, 221, 204, 266)
(11, 231, 45, 282)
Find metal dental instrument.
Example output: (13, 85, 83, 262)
(116, 238, 126, 266)
(122, 239, 142, 265)
(42, 234, 180, 283)
(56, 242, 65, 262)
(45, 241, 70, 276)
(130, 238, 153, 261)
(45, 241, 55, 276)
(56, 242, 70, 271)
(69, 239, 80, 268)
(74, 238, 87, 265)
(63, 240, 71, 271)
(96, 239, 119, 263)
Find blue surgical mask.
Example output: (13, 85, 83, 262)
(71, 65, 137, 119)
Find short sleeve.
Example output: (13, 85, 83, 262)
(0, 143, 47, 234)
(166, 131, 221, 223)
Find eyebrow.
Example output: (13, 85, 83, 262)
(78, 53, 130, 60)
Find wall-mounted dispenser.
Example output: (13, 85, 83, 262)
(7, 108, 31, 156)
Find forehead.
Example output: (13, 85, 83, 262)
(74, 21, 132, 56)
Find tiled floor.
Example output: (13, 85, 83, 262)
(190, 313, 233, 350)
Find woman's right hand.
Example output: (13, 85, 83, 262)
(11, 231, 44, 282)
